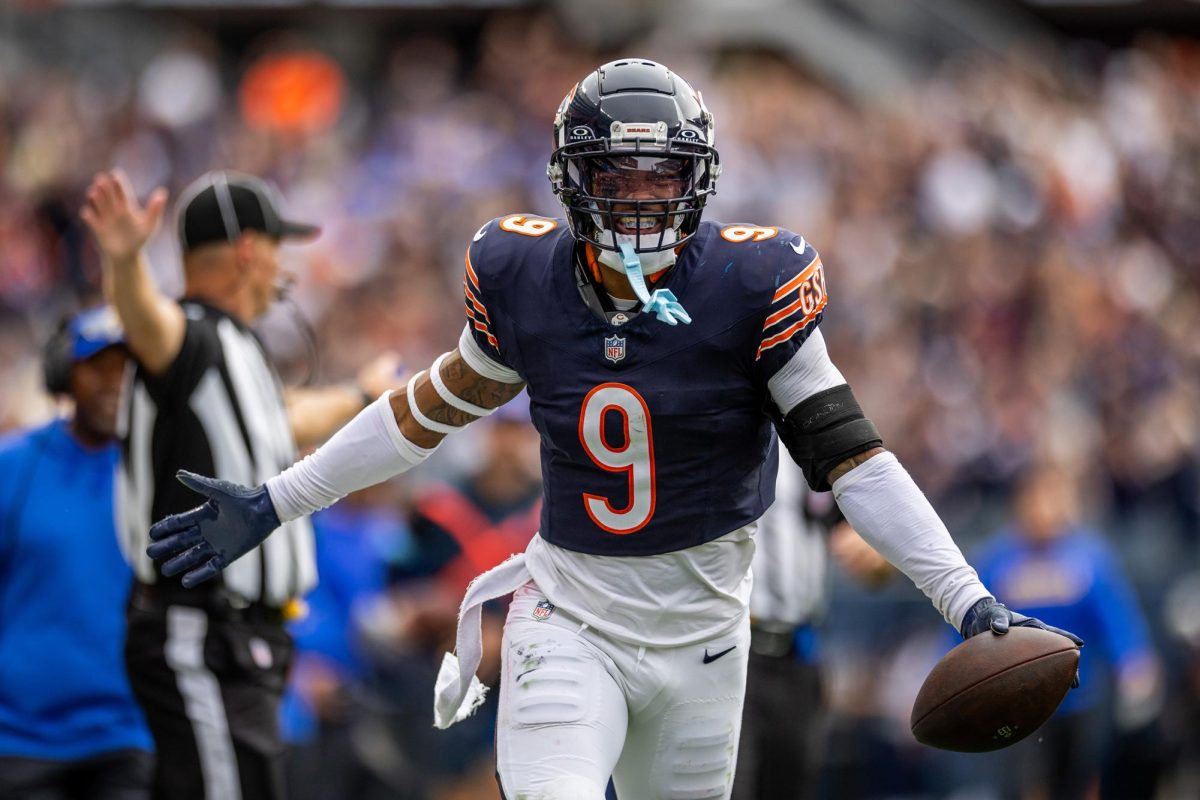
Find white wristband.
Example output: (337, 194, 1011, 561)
(266, 391, 436, 522)
(832, 451, 991, 629)
(430, 352, 494, 417)
(406, 372, 461, 435)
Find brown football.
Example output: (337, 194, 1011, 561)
(910, 626, 1080, 752)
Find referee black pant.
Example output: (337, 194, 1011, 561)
(732, 628, 825, 800)
(125, 584, 294, 800)
(0, 750, 153, 800)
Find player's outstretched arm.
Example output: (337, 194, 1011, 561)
(147, 348, 524, 586)
(774, 376, 1080, 644)
(80, 169, 183, 376)
(825, 446, 885, 484)
(823, 444, 1083, 649)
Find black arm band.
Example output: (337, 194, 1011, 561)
(772, 383, 883, 492)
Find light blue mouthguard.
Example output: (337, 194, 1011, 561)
(618, 243, 692, 326)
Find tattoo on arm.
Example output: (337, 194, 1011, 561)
(396, 349, 525, 446)
(827, 446, 886, 485)
(430, 353, 525, 424)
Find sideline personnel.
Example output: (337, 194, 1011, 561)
(0, 308, 153, 800)
(81, 169, 397, 800)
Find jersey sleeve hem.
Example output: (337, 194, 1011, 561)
(765, 329, 846, 414)
(458, 325, 522, 384)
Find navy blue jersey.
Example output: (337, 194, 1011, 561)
(464, 215, 828, 556)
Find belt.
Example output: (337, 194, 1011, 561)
(750, 621, 818, 661)
(130, 582, 289, 626)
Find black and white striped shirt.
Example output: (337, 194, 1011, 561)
(117, 300, 316, 606)
(749, 454, 835, 627)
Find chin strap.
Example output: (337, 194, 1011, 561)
(618, 243, 691, 326)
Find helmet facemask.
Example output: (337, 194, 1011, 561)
(551, 130, 718, 277)
(572, 154, 700, 275)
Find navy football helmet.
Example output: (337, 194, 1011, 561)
(548, 59, 720, 260)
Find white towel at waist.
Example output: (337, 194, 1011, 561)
(433, 553, 531, 729)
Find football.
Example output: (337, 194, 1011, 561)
(910, 627, 1080, 752)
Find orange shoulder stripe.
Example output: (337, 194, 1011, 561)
(469, 317, 499, 348)
(771, 256, 821, 303)
(463, 276, 490, 321)
(763, 296, 807, 330)
(755, 302, 825, 360)
(465, 250, 482, 292)
(756, 320, 808, 360)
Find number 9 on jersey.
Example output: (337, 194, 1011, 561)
(578, 383, 656, 534)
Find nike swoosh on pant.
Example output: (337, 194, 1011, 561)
(702, 645, 736, 664)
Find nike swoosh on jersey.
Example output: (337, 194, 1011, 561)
(790, 238, 807, 255)
(702, 645, 737, 664)
(473, 223, 489, 242)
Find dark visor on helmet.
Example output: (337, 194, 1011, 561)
(588, 156, 693, 198)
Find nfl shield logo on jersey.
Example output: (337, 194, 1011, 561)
(532, 599, 555, 621)
(605, 335, 626, 363)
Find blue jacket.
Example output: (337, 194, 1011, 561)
(972, 527, 1154, 715)
(0, 419, 152, 759)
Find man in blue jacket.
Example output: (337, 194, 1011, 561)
(968, 462, 1162, 800)
(0, 307, 154, 799)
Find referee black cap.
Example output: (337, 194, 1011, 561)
(177, 170, 319, 252)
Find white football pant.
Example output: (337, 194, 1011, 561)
(497, 583, 751, 800)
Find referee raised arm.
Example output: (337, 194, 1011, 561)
(81, 169, 397, 800)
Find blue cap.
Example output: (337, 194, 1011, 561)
(69, 307, 125, 362)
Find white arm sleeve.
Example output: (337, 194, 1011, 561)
(767, 329, 846, 413)
(832, 452, 991, 628)
(458, 324, 522, 384)
(266, 391, 435, 522)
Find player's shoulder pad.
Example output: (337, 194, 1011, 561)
(466, 213, 569, 292)
(704, 223, 829, 363)
(704, 222, 825, 309)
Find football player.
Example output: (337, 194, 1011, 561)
(146, 59, 1082, 799)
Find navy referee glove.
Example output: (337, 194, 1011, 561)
(960, 596, 1084, 687)
(146, 471, 281, 587)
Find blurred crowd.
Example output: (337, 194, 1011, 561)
(2, 4, 1199, 798)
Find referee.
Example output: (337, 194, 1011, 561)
(81, 169, 397, 800)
